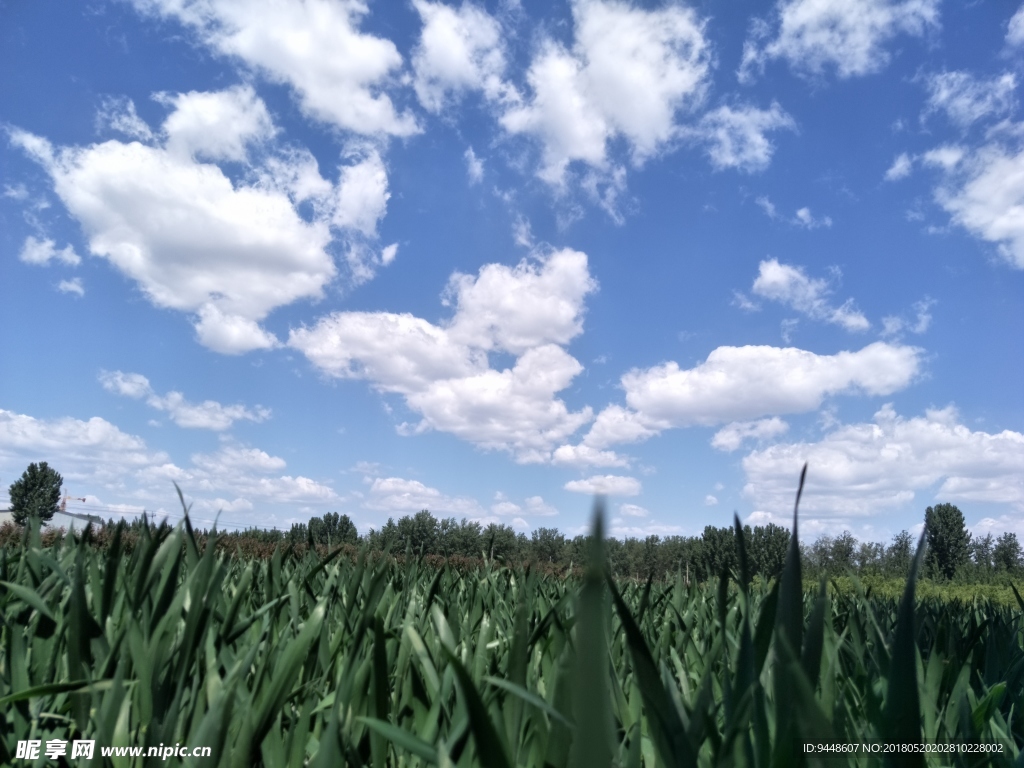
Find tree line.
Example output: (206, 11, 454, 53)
(7, 463, 1022, 582)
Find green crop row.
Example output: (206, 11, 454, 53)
(1, 475, 1022, 767)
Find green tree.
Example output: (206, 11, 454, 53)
(749, 523, 790, 580)
(993, 532, 1022, 573)
(9, 462, 63, 525)
(396, 510, 439, 554)
(885, 530, 913, 577)
(699, 526, 736, 580)
(531, 527, 566, 563)
(925, 503, 971, 580)
(307, 512, 358, 548)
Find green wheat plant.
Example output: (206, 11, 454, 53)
(1, 468, 1021, 766)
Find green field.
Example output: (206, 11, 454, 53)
(1, 502, 1022, 767)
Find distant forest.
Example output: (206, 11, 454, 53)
(54, 502, 1021, 584)
(4, 501, 1019, 585)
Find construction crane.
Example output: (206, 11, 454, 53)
(61, 493, 87, 513)
(60, 493, 104, 525)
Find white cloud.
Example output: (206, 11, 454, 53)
(927, 133, 1024, 269)
(971, 515, 1024, 538)
(11, 88, 397, 353)
(363, 476, 482, 515)
(755, 197, 831, 226)
(148, 392, 271, 431)
(290, 248, 597, 462)
(922, 144, 965, 171)
(501, 0, 710, 184)
(885, 152, 913, 180)
(704, 494, 719, 506)
(608, 519, 683, 538)
(564, 474, 642, 496)
(623, 342, 918, 424)
(131, 0, 419, 136)
(57, 278, 85, 296)
(489, 493, 559, 518)
(158, 85, 275, 161)
(19, 236, 81, 266)
(4, 184, 29, 200)
(191, 444, 286, 474)
(0, 409, 170, 487)
(0, 406, 336, 519)
(575, 404, 664, 450)
(619, 503, 648, 517)
(465, 147, 484, 184)
(793, 207, 832, 229)
(411, 0, 507, 112)
(100, 370, 270, 430)
(751, 259, 870, 331)
(742, 404, 1024, 519)
(524, 496, 559, 516)
(332, 148, 390, 237)
(711, 417, 789, 452)
(923, 71, 1017, 128)
(444, 249, 598, 354)
(756, 196, 778, 218)
(97, 96, 155, 141)
(689, 103, 796, 173)
(584, 341, 921, 449)
(1009, 6, 1024, 47)
(98, 370, 153, 399)
(551, 443, 628, 467)
(740, 0, 939, 81)
(880, 297, 935, 338)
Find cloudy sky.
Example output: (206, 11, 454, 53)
(2, 0, 1022, 541)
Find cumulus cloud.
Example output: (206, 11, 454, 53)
(619, 503, 649, 517)
(923, 71, 1017, 128)
(412, 0, 507, 112)
(500, 0, 710, 184)
(750, 259, 870, 331)
(925, 131, 1024, 269)
(290, 248, 597, 462)
(623, 342, 917, 424)
(11, 87, 396, 353)
(100, 370, 270, 430)
(740, 0, 939, 81)
(742, 404, 1024, 520)
(583, 341, 921, 449)
(712, 417, 789, 452)
(488, 492, 559, 519)
(564, 474, 642, 496)
(551, 443, 628, 467)
(158, 85, 276, 161)
(363, 476, 482, 515)
(0, 408, 168, 485)
(688, 103, 796, 172)
(741, 0, 937, 81)
(130, 0, 418, 136)
(19, 236, 81, 266)
(0, 407, 336, 522)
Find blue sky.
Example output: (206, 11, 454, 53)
(2, 0, 1022, 541)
